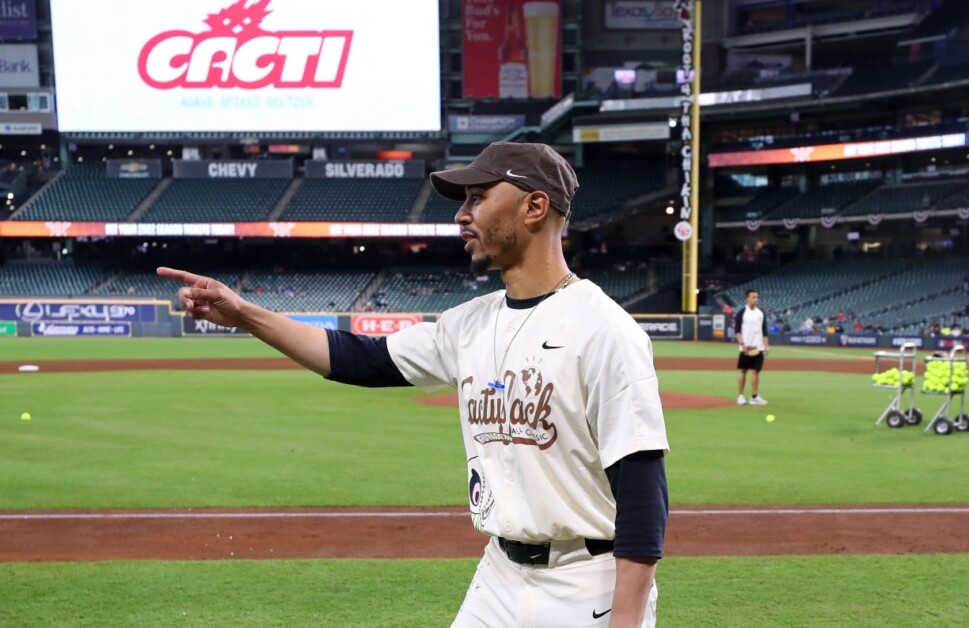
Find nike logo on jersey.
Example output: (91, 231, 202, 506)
(541, 341, 564, 350)
(592, 608, 612, 619)
(505, 169, 528, 179)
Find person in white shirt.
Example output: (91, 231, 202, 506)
(735, 289, 769, 405)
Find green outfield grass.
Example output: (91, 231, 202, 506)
(0, 335, 879, 361)
(1, 342, 966, 508)
(1, 554, 967, 627)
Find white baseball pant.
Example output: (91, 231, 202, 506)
(452, 536, 658, 627)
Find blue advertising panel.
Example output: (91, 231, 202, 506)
(31, 322, 131, 337)
(0, 301, 156, 323)
(0, 1, 36, 40)
(287, 314, 339, 330)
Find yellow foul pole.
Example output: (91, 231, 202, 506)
(679, 0, 701, 312)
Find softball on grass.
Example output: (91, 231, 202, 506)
(765, 414, 776, 423)
(20, 412, 31, 421)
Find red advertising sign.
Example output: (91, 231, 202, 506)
(462, 0, 561, 99)
(351, 314, 422, 336)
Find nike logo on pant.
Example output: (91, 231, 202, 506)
(592, 608, 612, 619)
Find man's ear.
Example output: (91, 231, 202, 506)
(522, 191, 551, 224)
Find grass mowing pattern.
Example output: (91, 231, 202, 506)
(1, 554, 967, 627)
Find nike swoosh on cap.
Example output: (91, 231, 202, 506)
(505, 169, 528, 179)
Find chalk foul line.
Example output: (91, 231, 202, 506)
(2, 506, 968, 521)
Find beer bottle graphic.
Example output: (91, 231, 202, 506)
(498, 3, 528, 98)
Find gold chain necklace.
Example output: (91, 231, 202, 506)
(488, 271, 576, 391)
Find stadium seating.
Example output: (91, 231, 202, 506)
(280, 179, 423, 222)
(98, 270, 243, 300)
(242, 271, 376, 312)
(140, 179, 291, 222)
(717, 187, 800, 223)
(0, 259, 109, 296)
(375, 268, 502, 313)
(420, 192, 461, 223)
(570, 160, 667, 222)
(14, 163, 159, 222)
(723, 259, 905, 315)
(764, 181, 880, 220)
(840, 180, 967, 216)
(833, 61, 934, 97)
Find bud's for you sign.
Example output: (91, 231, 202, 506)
(463, 0, 561, 99)
(0, 44, 38, 87)
(49, 0, 440, 132)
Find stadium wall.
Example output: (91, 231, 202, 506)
(1, 298, 964, 350)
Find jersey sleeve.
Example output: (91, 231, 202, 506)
(734, 307, 744, 334)
(583, 321, 669, 469)
(385, 318, 457, 389)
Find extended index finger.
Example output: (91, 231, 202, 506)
(157, 266, 205, 286)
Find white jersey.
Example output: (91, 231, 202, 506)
(387, 279, 669, 543)
(736, 305, 767, 351)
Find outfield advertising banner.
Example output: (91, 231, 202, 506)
(838, 334, 880, 347)
(351, 314, 421, 336)
(0, 301, 156, 323)
(462, 0, 561, 99)
(31, 322, 132, 337)
(635, 316, 683, 339)
(181, 317, 250, 335)
(286, 314, 338, 330)
(49, 0, 441, 132)
(788, 334, 829, 345)
(0, 321, 16, 336)
(891, 336, 924, 348)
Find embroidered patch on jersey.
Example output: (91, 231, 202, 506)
(467, 460, 495, 532)
(461, 357, 558, 450)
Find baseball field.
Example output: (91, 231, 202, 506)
(2, 337, 968, 626)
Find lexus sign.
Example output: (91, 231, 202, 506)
(50, 0, 440, 132)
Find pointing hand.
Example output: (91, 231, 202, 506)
(157, 267, 247, 329)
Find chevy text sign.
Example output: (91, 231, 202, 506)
(50, 0, 440, 132)
(173, 159, 293, 179)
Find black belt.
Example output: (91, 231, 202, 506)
(497, 537, 614, 566)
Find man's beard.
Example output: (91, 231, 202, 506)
(469, 255, 492, 276)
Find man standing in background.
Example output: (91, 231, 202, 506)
(736, 289, 769, 406)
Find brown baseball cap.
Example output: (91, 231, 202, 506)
(430, 142, 579, 220)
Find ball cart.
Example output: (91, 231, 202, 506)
(871, 342, 922, 428)
(922, 345, 968, 436)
